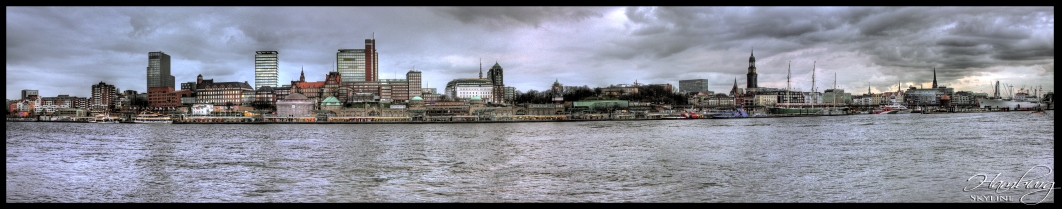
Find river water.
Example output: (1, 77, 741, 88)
(6, 111, 1055, 203)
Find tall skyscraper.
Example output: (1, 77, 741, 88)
(255, 51, 279, 89)
(147, 51, 173, 89)
(337, 38, 379, 83)
(746, 48, 758, 90)
(365, 38, 377, 82)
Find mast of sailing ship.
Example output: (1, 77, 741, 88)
(787, 61, 791, 110)
(811, 61, 815, 110)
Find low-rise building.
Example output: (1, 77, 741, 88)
(753, 94, 777, 106)
(276, 93, 314, 117)
(194, 74, 255, 107)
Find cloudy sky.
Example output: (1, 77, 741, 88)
(6, 7, 1055, 100)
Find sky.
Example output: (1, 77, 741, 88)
(6, 6, 1055, 100)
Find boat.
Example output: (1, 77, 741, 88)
(978, 98, 1042, 111)
(873, 103, 912, 114)
(134, 111, 172, 124)
(978, 81, 1045, 111)
(710, 108, 748, 119)
(910, 106, 923, 113)
(97, 117, 120, 123)
(92, 114, 120, 123)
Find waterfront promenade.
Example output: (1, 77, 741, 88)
(8, 107, 1047, 124)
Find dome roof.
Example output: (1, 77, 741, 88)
(940, 94, 950, 100)
(471, 96, 482, 101)
(284, 93, 308, 100)
(322, 96, 341, 104)
(411, 96, 423, 101)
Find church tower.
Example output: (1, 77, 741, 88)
(299, 67, 305, 82)
(747, 48, 758, 90)
(730, 77, 739, 96)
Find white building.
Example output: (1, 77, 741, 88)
(753, 94, 777, 106)
(445, 78, 494, 102)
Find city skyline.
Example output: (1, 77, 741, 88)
(6, 6, 1054, 99)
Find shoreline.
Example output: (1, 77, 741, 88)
(7, 109, 1048, 124)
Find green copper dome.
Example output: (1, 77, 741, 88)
(411, 96, 423, 101)
(471, 96, 482, 101)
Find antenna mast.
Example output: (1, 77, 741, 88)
(786, 61, 791, 108)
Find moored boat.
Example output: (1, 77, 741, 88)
(134, 111, 172, 124)
(873, 103, 911, 114)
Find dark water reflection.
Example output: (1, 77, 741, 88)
(6, 111, 1054, 202)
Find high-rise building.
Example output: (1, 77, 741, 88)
(21, 89, 38, 100)
(679, 79, 710, 93)
(255, 51, 279, 89)
(147, 51, 173, 89)
(365, 39, 377, 82)
(487, 62, 505, 104)
(407, 70, 422, 99)
(91, 81, 117, 110)
(337, 38, 379, 83)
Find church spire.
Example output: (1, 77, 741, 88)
(300, 66, 305, 82)
(932, 68, 938, 88)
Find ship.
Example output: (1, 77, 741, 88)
(873, 103, 912, 114)
(710, 107, 749, 119)
(134, 111, 172, 124)
(977, 81, 1045, 110)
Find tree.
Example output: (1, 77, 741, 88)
(225, 101, 234, 112)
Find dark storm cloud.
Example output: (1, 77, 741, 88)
(5, 7, 1054, 99)
(576, 7, 1052, 93)
(432, 7, 604, 29)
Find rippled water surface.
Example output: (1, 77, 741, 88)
(6, 111, 1055, 202)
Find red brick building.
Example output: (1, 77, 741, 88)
(148, 87, 190, 108)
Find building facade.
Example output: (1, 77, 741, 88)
(407, 70, 422, 100)
(91, 81, 118, 110)
(276, 93, 314, 117)
(679, 79, 710, 93)
(181, 82, 196, 91)
(36, 95, 73, 115)
(193, 74, 255, 106)
(446, 78, 493, 101)
(822, 89, 852, 105)
(255, 51, 279, 89)
(147, 51, 174, 89)
(21, 89, 38, 100)
(148, 86, 177, 108)
(487, 62, 505, 104)
(336, 39, 378, 83)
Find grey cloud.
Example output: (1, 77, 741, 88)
(5, 7, 1054, 99)
(432, 7, 605, 29)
